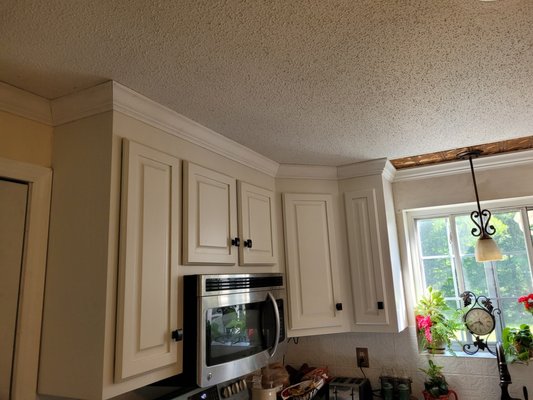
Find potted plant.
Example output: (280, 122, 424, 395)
(415, 287, 463, 354)
(420, 360, 458, 400)
(502, 324, 533, 363)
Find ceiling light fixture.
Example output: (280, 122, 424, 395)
(458, 150, 503, 262)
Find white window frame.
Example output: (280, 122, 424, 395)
(404, 196, 533, 339)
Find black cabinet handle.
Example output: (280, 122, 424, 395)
(244, 239, 253, 248)
(377, 301, 384, 310)
(171, 329, 183, 342)
(336, 303, 343, 311)
(231, 237, 240, 247)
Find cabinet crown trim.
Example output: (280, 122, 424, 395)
(0, 81, 280, 177)
(277, 159, 396, 181)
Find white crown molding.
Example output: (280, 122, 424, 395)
(394, 149, 533, 182)
(0, 82, 52, 125)
(111, 82, 279, 177)
(277, 158, 397, 180)
(49, 81, 279, 176)
(338, 158, 396, 180)
(276, 164, 338, 180)
(50, 81, 114, 126)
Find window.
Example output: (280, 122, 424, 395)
(407, 199, 533, 343)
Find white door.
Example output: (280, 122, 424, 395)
(115, 140, 182, 380)
(238, 182, 276, 265)
(282, 193, 343, 331)
(183, 162, 238, 265)
(0, 179, 28, 399)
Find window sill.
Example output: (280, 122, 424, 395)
(419, 350, 496, 359)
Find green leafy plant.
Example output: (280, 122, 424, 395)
(414, 287, 463, 354)
(419, 359, 449, 398)
(502, 324, 533, 363)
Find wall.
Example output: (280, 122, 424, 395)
(0, 111, 53, 167)
(286, 160, 533, 400)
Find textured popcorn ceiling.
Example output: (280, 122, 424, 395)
(1, 1, 532, 166)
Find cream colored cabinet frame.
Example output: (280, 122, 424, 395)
(282, 193, 344, 333)
(115, 140, 182, 380)
(237, 182, 276, 265)
(183, 161, 238, 265)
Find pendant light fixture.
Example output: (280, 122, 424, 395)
(458, 150, 503, 262)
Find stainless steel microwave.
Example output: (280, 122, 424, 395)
(182, 273, 286, 387)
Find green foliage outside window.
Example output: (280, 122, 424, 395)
(415, 207, 533, 345)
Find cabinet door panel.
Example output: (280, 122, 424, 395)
(115, 140, 181, 380)
(344, 189, 388, 326)
(283, 193, 342, 330)
(238, 182, 276, 265)
(183, 162, 237, 265)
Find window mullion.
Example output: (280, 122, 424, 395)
(521, 208, 533, 280)
(449, 215, 466, 295)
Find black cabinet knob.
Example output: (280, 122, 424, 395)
(171, 329, 183, 342)
(244, 239, 253, 248)
(231, 237, 240, 247)
(377, 301, 384, 310)
(336, 303, 343, 311)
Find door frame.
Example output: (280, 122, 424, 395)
(0, 157, 51, 400)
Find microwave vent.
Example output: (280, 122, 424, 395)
(205, 275, 283, 292)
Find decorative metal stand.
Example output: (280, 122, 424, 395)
(461, 291, 502, 355)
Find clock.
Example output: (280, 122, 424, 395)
(461, 291, 501, 355)
(464, 307, 495, 336)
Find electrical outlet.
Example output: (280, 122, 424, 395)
(356, 347, 369, 368)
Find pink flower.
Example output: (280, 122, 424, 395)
(416, 315, 431, 329)
(416, 315, 433, 343)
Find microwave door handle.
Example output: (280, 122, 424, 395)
(266, 292, 281, 357)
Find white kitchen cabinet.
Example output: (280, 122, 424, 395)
(115, 140, 182, 380)
(39, 119, 184, 400)
(237, 181, 276, 265)
(342, 172, 407, 333)
(183, 161, 238, 265)
(183, 162, 276, 266)
(282, 193, 344, 334)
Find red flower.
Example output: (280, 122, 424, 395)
(518, 294, 533, 314)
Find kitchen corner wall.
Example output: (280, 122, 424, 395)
(285, 327, 532, 400)
(0, 110, 53, 167)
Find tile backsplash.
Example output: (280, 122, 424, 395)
(284, 327, 532, 400)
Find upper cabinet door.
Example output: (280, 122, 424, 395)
(282, 193, 343, 332)
(344, 188, 388, 327)
(237, 182, 276, 265)
(183, 162, 238, 265)
(115, 140, 182, 381)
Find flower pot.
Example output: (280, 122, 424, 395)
(513, 343, 533, 357)
(425, 339, 446, 354)
(422, 389, 458, 400)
